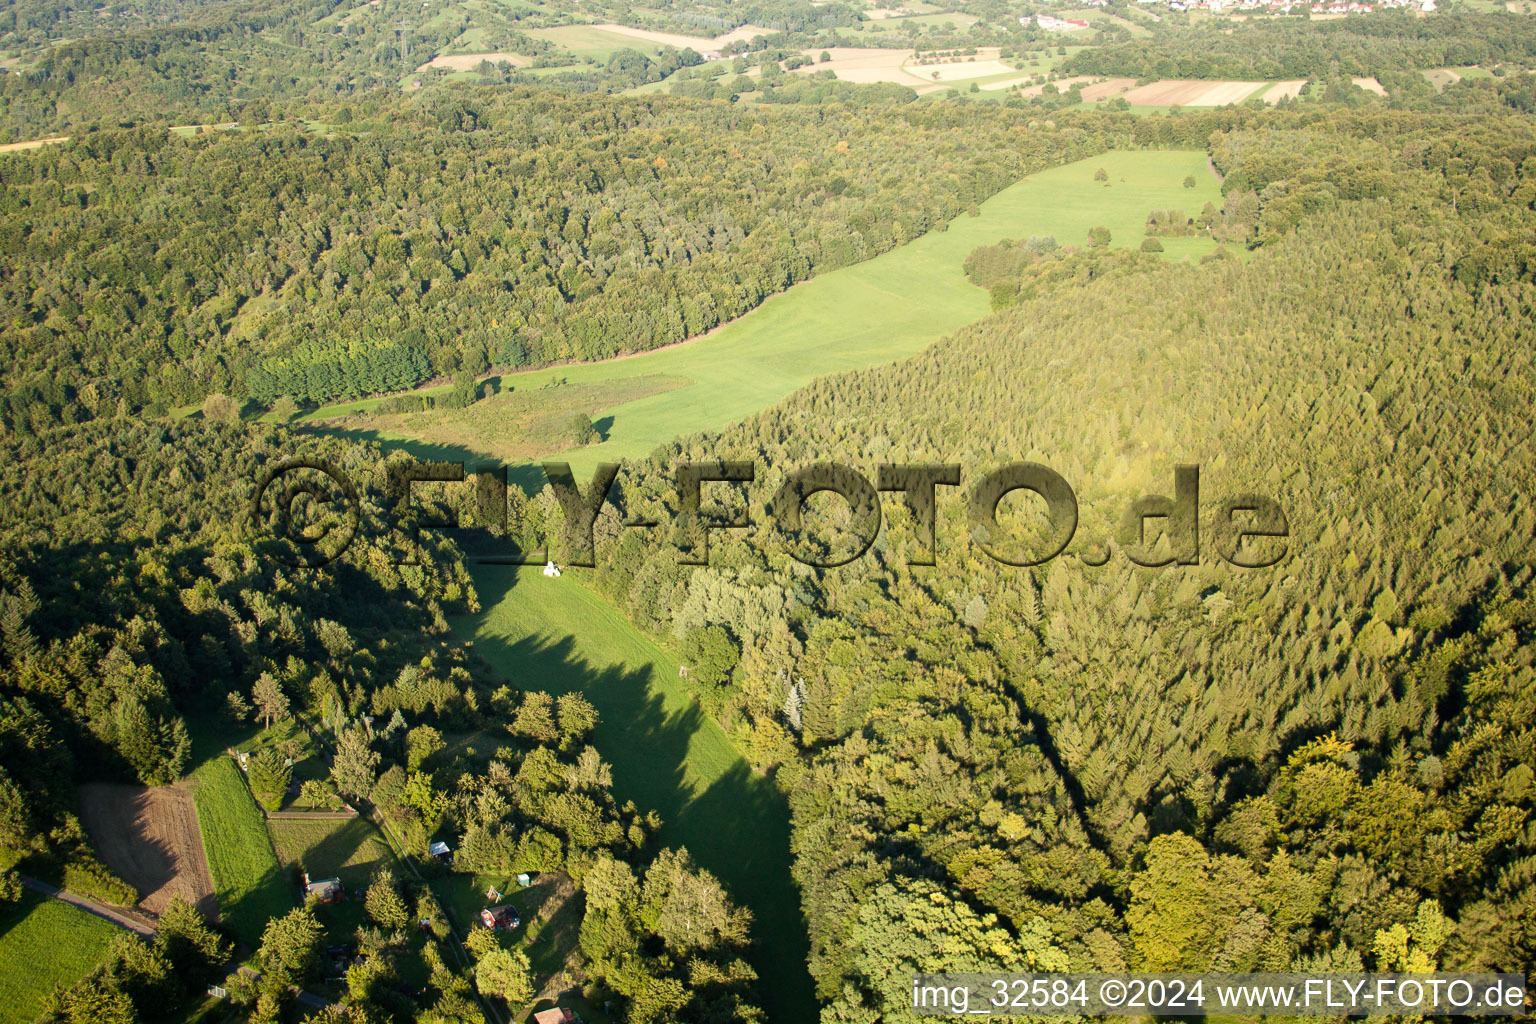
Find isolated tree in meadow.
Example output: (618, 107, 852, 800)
(1094, 167, 1109, 181)
(248, 748, 292, 811)
(201, 392, 240, 423)
(475, 947, 534, 1006)
(1088, 225, 1112, 247)
(250, 673, 289, 729)
(259, 905, 324, 981)
(819, 50, 831, 62)
(1141, 237, 1165, 252)
(569, 412, 597, 446)
(332, 725, 380, 799)
(270, 395, 299, 421)
(1183, 174, 1198, 188)
(298, 779, 329, 810)
(365, 869, 410, 930)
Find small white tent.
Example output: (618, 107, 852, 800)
(542, 561, 562, 578)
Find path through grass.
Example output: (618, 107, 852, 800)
(455, 565, 811, 1022)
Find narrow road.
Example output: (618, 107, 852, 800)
(20, 875, 332, 1009)
(19, 875, 155, 937)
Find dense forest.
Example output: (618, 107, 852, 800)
(0, 93, 1114, 421)
(5, 0, 1536, 1020)
(1065, 11, 1536, 80)
(0, 420, 766, 1023)
(495, 106, 1536, 1017)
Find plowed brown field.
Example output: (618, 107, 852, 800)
(79, 783, 217, 919)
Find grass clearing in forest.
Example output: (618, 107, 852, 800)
(192, 755, 294, 947)
(0, 892, 121, 1024)
(266, 817, 400, 946)
(316, 373, 689, 465)
(526, 25, 660, 59)
(344, 150, 1221, 477)
(456, 565, 808, 1018)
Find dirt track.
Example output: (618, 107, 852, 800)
(79, 782, 217, 919)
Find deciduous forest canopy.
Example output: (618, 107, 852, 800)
(2, 1, 1536, 1023)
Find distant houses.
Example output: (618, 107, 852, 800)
(1030, 13, 1092, 28)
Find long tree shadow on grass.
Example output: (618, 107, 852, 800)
(464, 567, 816, 1024)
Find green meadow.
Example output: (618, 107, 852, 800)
(455, 565, 811, 1022)
(328, 150, 1220, 476)
(0, 892, 122, 1023)
(193, 753, 294, 948)
(526, 24, 663, 60)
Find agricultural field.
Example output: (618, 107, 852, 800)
(525, 21, 765, 61)
(1078, 76, 1137, 99)
(794, 45, 1015, 90)
(0, 892, 122, 1024)
(191, 755, 294, 946)
(354, 151, 1222, 479)
(863, 0, 947, 14)
(0, 135, 68, 153)
(525, 25, 655, 60)
(585, 22, 767, 49)
(1261, 78, 1308, 100)
(455, 564, 813, 1021)
(1422, 66, 1492, 90)
(414, 51, 527, 72)
(1122, 79, 1268, 104)
(871, 10, 979, 28)
(1074, 8, 1153, 34)
(78, 782, 217, 918)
